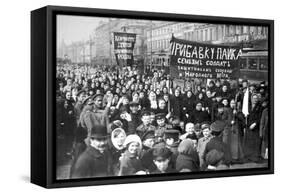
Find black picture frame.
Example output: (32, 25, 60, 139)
(31, 5, 274, 188)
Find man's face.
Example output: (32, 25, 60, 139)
(202, 128, 211, 138)
(157, 118, 165, 127)
(187, 91, 192, 98)
(142, 115, 151, 125)
(175, 90, 180, 97)
(90, 137, 108, 153)
(154, 158, 170, 172)
(143, 138, 155, 148)
(222, 85, 227, 92)
(242, 81, 248, 88)
(94, 96, 103, 109)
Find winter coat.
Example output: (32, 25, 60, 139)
(203, 136, 232, 166)
(119, 150, 143, 176)
(70, 146, 113, 179)
(189, 109, 210, 124)
(176, 139, 200, 172)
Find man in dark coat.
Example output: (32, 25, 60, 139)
(243, 94, 263, 162)
(182, 90, 196, 123)
(189, 101, 210, 124)
(127, 101, 142, 134)
(150, 146, 176, 174)
(70, 125, 113, 179)
(202, 120, 232, 168)
(170, 89, 183, 120)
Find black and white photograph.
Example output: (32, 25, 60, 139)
(55, 14, 271, 180)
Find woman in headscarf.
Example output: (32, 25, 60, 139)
(176, 139, 200, 172)
(109, 128, 127, 175)
(148, 91, 158, 113)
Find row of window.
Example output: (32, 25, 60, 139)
(240, 57, 268, 71)
(148, 23, 187, 37)
(185, 26, 268, 42)
(146, 25, 268, 50)
(147, 39, 170, 51)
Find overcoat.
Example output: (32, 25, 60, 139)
(70, 146, 113, 179)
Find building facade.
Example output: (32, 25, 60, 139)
(93, 19, 156, 66)
(145, 22, 268, 81)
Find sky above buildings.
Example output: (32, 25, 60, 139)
(57, 15, 108, 45)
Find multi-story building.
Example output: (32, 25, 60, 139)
(145, 22, 268, 81)
(145, 22, 194, 69)
(93, 19, 155, 66)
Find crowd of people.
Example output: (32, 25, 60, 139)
(56, 63, 269, 179)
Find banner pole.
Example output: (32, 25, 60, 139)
(167, 33, 174, 114)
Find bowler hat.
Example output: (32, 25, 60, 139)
(89, 125, 108, 139)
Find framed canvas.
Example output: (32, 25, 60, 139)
(31, 5, 274, 188)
